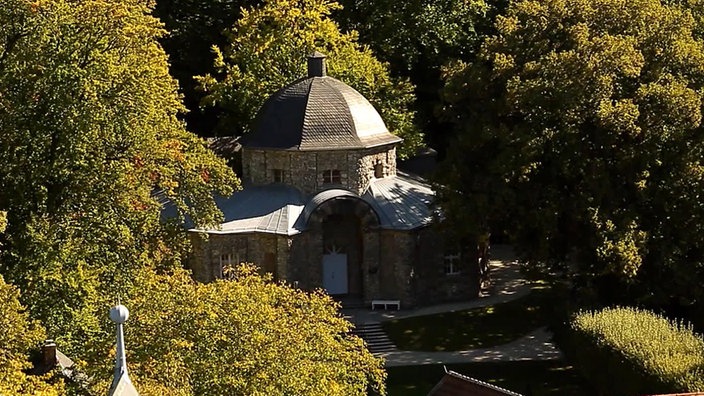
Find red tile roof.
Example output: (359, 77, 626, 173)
(428, 368, 522, 396)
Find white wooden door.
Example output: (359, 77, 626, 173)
(322, 253, 348, 295)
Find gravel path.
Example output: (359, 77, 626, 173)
(345, 245, 564, 366)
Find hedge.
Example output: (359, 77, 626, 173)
(569, 307, 704, 394)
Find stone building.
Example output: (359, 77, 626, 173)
(189, 53, 478, 308)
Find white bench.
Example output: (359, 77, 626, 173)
(371, 299, 400, 310)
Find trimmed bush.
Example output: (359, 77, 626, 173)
(569, 307, 704, 394)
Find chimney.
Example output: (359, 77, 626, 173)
(41, 339, 57, 369)
(307, 52, 327, 77)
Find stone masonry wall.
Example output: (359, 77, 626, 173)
(413, 227, 479, 304)
(368, 227, 480, 307)
(188, 232, 289, 282)
(287, 232, 323, 289)
(190, 225, 479, 307)
(355, 146, 397, 193)
(241, 145, 397, 194)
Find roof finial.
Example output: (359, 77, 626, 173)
(307, 51, 327, 78)
(108, 304, 139, 396)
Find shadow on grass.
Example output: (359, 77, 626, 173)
(382, 286, 553, 351)
(386, 360, 592, 396)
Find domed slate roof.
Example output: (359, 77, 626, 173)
(242, 53, 402, 151)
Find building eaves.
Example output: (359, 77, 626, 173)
(363, 173, 435, 230)
(190, 184, 305, 236)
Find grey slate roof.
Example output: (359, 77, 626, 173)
(363, 173, 435, 230)
(193, 174, 435, 235)
(191, 184, 306, 236)
(207, 135, 240, 157)
(243, 76, 401, 151)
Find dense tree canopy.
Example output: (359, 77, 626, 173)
(336, 0, 488, 71)
(335, 0, 491, 152)
(152, 0, 259, 135)
(80, 266, 385, 396)
(0, 275, 64, 396)
(197, 0, 424, 158)
(0, 0, 238, 353)
(439, 0, 704, 306)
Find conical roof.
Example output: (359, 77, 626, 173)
(242, 54, 402, 151)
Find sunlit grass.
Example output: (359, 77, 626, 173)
(382, 287, 553, 351)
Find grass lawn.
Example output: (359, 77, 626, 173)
(382, 286, 553, 351)
(386, 360, 591, 396)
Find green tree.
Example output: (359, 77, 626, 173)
(81, 266, 385, 396)
(335, 0, 491, 152)
(152, 0, 259, 136)
(197, 0, 424, 158)
(336, 0, 488, 71)
(0, 275, 64, 396)
(0, 0, 238, 352)
(440, 0, 704, 306)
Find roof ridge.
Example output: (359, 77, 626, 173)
(247, 58, 400, 151)
(247, 76, 311, 149)
(446, 369, 523, 396)
(324, 78, 360, 143)
(299, 77, 318, 147)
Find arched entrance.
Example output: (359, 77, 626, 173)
(304, 190, 380, 299)
(322, 213, 361, 295)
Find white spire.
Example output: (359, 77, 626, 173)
(108, 304, 139, 396)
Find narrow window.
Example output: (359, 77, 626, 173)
(444, 252, 461, 275)
(220, 254, 232, 266)
(219, 253, 233, 277)
(273, 169, 284, 183)
(374, 162, 384, 178)
(322, 169, 341, 184)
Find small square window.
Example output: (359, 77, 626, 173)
(444, 253, 461, 275)
(273, 169, 284, 183)
(322, 169, 341, 184)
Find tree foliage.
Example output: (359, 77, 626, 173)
(0, 0, 238, 352)
(336, 0, 488, 71)
(570, 307, 704, 393)
(197, 0, 424, 158)
(335, 0, 491, 152)
(151, 0, 259, 136)
(81, 266, 386, 396)
(0, 275, 64, 396)
(439, 0, 704, 306)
